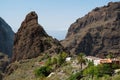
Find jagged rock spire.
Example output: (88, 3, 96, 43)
(12, 11, 64, 62)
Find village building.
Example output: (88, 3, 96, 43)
(100, 59, 112, 64)
(112, 58, 120, 65)
(86, 56, 120, 66)
(86, 56, 101, 65)
(66, 57, 71, 62)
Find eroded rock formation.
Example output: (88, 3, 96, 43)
(12, 11, 64, 62)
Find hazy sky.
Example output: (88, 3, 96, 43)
(0, 0, 119, 33)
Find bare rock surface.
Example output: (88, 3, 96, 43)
(12, 11, 64, 62)
(61, 2, 120, 57)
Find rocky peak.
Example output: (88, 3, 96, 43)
(61, 2, 120, 57)
(12, 11, 64, 62)
(25, 11, 38, 22)
(23, 11, 38, 27)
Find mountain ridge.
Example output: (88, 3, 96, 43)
(0, 17, 14, 57)
(61, 2, 120, 57)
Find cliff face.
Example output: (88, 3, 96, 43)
(0, 17, 14, 57)
(61, 2, 120, 57)
(12, 11, 64, 62)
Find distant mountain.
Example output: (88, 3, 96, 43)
(46, 30, 67, 40)
(61, 2, 120, 57)
(12, 11, 65, 62)
(0, 17, 14, 57)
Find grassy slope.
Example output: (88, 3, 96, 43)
(4, 55, 85, 80)
(4, 55, 120, 80)
(4, 56, 43, 80)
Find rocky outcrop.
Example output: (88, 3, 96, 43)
(12, 11, 64, 62)
(0, 17, 14, 57)
(61, 2, 120, 57)
(0, 52, 9, 71)
(0, 52, 9, 79)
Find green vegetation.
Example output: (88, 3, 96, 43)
(83, 64, 114, 79)
(4, 52, 120, 80)
(35, 66, 52, 78)
(45, 57, 52, 66)
(57, 53, 66, 66)
(45, 52, 68, 67)
(106, 52, 114, 59)
(39, 53, 50, 62)
(67, 58, 120, 80)
(112, 74, 120, 80)
(52, 57, 57, 64)
(77, 53, 86, 69)
(67, 71, 83, 80)
(87, 60, 94, 67)
(34, 52, 68, 79)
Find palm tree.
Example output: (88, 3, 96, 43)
(77, 53, 86, 70)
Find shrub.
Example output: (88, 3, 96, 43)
(45, 57, 52, 66)
(61, 52, 68, 60)
(52, 57, 57, 64)
(112, 74, 120, 80)
(35, 66, 52, 77)
(67, 71, 83, 80)
(112, 63, 120, 69)
(57, 54, 63, 66)
(98, 64, 113, 76)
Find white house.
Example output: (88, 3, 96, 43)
(86, 56, 101, 66)
(94, 59, 101, 66)
(66, 57, 71, 62)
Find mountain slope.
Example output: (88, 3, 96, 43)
(61, 2, 120, 57)
(12, 11, 64, 62)
(0, 17, 14, 57)
(0, 52, 9, 79)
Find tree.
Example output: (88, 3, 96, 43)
(77, 53, 86, 69)
(83, 66, 96, 79)
(57, 53, 63, 66)
(57, 52, 67, 66)
(99, 64, 113, 76)
(83, 63, 114, 79)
